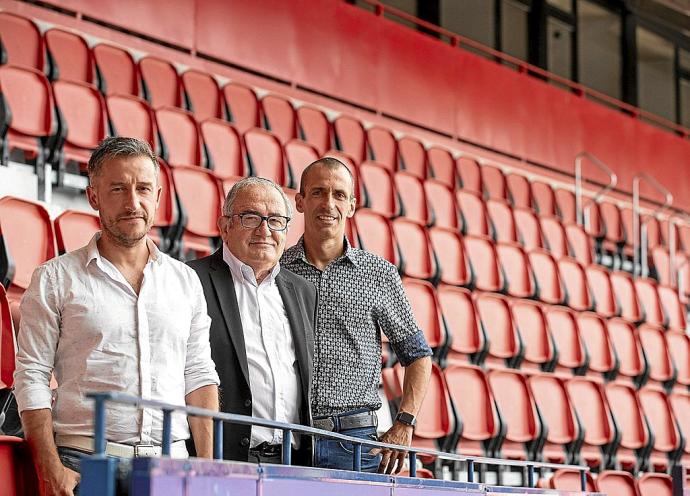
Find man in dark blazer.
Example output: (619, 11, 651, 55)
(188, 177, 316, 465)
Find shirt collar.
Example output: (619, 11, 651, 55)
(85, 232, 162, 269)
(284, 235, 360, 267)
(222, 243, 281, 286)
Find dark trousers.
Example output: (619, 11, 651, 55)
(57, 447, 131, 496)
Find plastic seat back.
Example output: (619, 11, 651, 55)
(529, 374, 577, 463)
(531, 181, 557, 218)
(45, 28, 93, 83)
(667, 331, 690, 387)
(540, 216, 569, 259)
(507, 173, 532, 210)
(611, 271, 643, 323)
(576, 312, 616, 376)
(403, 279, 445, 349)
(669, 391, 690, 460)
(296, 106, 330, 154)
(607, 318, 645, 384)
(555, 189, 577, 224)
(182, 69, 223, 121)
(481, 165, 507, 201)
(639, 386, 682, 470)
(428, 146, 455, 187)
(456, 156, 482, 195)
(566, 223, 595, 265)
(599, 201, 624, 245)
(605, 382, 649, 470)
(139, 56, 182, 109)
(456, 190, 490, 237)
(585, 264, 618, 318)
(360, 161, 398, 218)
(545, 306, 586, 373)
(0, 13, 44, 70)
(333, 115, 366, 163)
(261, 94, 296, 144)
(637, 473, 672, 496)
(438, 286, 483, 362)
(430, 228, 470, 287)
(638, 324, 674, 385)
(546, 469, 597, 492)
(244, 128, 287, 186)
(634, 278, 665, 327)
(395, 171, 429, 226)
(106, 94, 156, 148)
(511, 299, 553, 370)
(597, 471, 640, 496)
(658, 285, 686, 331)
(353, 209, 396, 265)
(285, 140, 318, 188)
(528, 249, 564, 304)
(487, 200, 517, 243)
(424, 179, 459, 229)
(223, 82, 260, 133)
(398, 136, 427, 178)
(475, 293, 520, 367)
(155, 107, 203, 166)
(200, 119, 244, 180)
(393, 219, 436, 280)
(497, 243, 534, 299)
(558, 257, 591, 311)
(514, 208, 543, 250)
(93, 43, 138, 96)
(54, 210, 100, 254)
(367, 126, 397, 171)
(464, 236, 503, 293)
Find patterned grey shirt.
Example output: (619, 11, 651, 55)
(282, 237, 432, 416)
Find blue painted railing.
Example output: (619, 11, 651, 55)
(81, 391, 593, 495)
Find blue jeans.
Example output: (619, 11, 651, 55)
(57, 447, 131, 495)
(315, 426, 382, 472)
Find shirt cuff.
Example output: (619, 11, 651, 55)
(390, 330, 433, 367)
(15, 385, 53, 414)
(184, 372, 220, 396)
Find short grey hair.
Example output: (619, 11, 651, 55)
(88, 137, 158, 184)
(222, 177, 292, 218)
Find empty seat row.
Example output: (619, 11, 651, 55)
(541, 469, 673, 496)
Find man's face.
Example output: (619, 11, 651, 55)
(296, 164, 355, 239)
(86, 155, 160, 248)
(220, 184, 288, 273)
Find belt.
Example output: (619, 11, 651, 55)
(249, 442, 283, 457)
(55, 434, 189, 458)
(313, 410, 378, 432)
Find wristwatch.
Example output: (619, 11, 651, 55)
(395, 411, 417, 427)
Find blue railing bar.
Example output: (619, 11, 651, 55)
(93, 396, 106, 456)
(527, 465, 534, 488)
(86, 392, 590, 472)
(283, 429, 292, 465)
(468, 459, 474, 483)
(580, 468, 587, 492)
(213, 419, 223, 460)
(353, 443, 362, 472)
(408, 452, 417, 477)
(161, 409, 172, 457)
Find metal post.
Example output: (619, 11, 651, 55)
(213, 419, 223, 460)
(161, 409, 172, 456)
(282, 429, 292, 465)
(467, 459, 474, 483)
(526, 465, 534, 488)
(93, 396, 107, 456)
(353, 443, 362, 472)
(580, 468, 587, 492)
(409, 452, 417, 477)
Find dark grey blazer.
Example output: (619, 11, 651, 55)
(188, 248, 316, 464)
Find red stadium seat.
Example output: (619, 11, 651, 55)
(565, 376, 616, 468)
(261, 94, 297, 144)
(583, 201, 604, 240)
(657, 284, 686, 331)
(576, 312, 616, 378)
(651, 246, 674, 288)
(333, 115, 366, 163)
(529, 374, 579, 463)
(456, 156, 482, 195)
(0, 65, 57, 166)
(475, 292, 521, 368)
(403, 279, 445, 350)
(155, 107, 203, 167)
(611, 271, 643, 323)
(139, 56, 182, 109)
(638, 324, 674, 387)
(284, 139, 318, 189)
(445, 364, 500, 456)
(424, 179, 459, 230)
(45, 28, 93, 84)
(606, 318, 646, 385)
(638, 385, 682, 471)
(150, 159, 181, 253)
(398, 136, 427, 179)
(296, 106, 331, 154)
(464, 235, 503, 293)
(487, 200, 517, 243)
(438, 286, 485, 364)
(585, 264, 619, 318)
(54, 210, 100, 254)
(481, 164, 507, 201)
(528, 249, 564, 304)
(506, 173, 532, 210)
(669, 391, 690, 465)
(223, 82, 260, 133)
(427, 146, 456, 188)
(106, 94, 156, 149)
(510, 299, 554, 370)
(531, 181, 557, 218)
(359, 161, 398, 218)
(605, 382, 649, 471)
(394, 171, 430, 225)
(353, 209, 396, 265)
(429, 228, 470, 287)
(93, 43, 139, 96)
(244, 128, 288, 186)
(515, 208, 544, 251)
(0, 13, 45, 71)
(667, 331, 690, 389)
(367, 126, 397, 171)
(284, 188, 303, 248)
(182, 69, 223, 122)
(392, 219, 437, 281)
(497, 243, 535, 299)
(634, 278, 666, 327)
(555, 189, 576, 224)
(565, 223, 595, 266)
(543, 469, 597, 492)
(597, 471, 640, 496)
(170, 166, 223, 259)
(488, 369, 541, 460)
(544, 306, 587, 375)
(540, 217, 569, 259)
(1, 284, 15, 389)
(200, 119, 245, 180)
(637, 473, 672, 496)
(456, 190, 490, 237)
(558, 257, 591, 311)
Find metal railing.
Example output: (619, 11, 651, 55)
(632, 173, 673, 277)
(574, 152, 617, 231)
(83, 391, 592, 492)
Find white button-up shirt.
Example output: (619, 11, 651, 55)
(14, 233, 220, 444)
(223, 245, 301, 448)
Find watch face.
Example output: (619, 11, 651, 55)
(396, 412, 416, 426)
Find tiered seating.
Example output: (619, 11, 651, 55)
(139, 56, 182, 109)
(261, 94, 297, 144)
(45, 28, 94, 83)
(182, 69, 224, 122)
(54, 210, 100, 254)
(296, 106, 330, 154)
(0, 12, 45, 70)
(93, 43, 139, 96)
(106, 94, 157, 149)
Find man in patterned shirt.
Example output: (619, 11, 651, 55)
(282, 157, 432, 474)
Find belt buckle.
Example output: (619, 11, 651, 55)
(314, 418, 335, 432)
(133, 444, 157, 457)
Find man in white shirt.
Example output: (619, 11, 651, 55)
(188, 177, 316, 465)
(14, 137, 220, 496)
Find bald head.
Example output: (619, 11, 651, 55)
(299, 157, 355, 199)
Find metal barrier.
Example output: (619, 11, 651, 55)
(574, 152, 617, 233)
(632, 173, 673, 277)
(80, 391, 593, 495)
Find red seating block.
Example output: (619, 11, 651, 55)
(93, 43, 139, 96)
(428, 146, 455, 187)
(0, 13, 45, 71)
(244, 128, 288, 186)
(392, 219, 437, 281)
(296, 106, 331, 154)
(155, 107, 203, 167)
(106, 94, 156, 149)
(182, 69, 223, 121)
(438, 286, 484, 363)
(200, 119, 245, 180)
(261, 94, 297, 144)
(223, 82, 260, 133)
(333, 115, 366, 164)
(139, 56, 182, 109)
(367, 126, 397, 171)
(45, 28, 93, 84)
(429, 228, 470, 287)
(54, 210, 100, 254)
(398, 136, 427, 179)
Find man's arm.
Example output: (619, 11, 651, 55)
(185, 384, 219, 458)
(371, 356, 432, 474)
(22, 409, 80, 496)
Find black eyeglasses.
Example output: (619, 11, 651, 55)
(228, 213, 290, 232)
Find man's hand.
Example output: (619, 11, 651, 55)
(369, 421, 414, 474)
(39, 463, 80, 496)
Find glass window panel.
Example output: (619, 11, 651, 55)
(548, 17, 573, 80)
(681, 79, 690, 127)
(578, 0, 622, 99)
(501, 0, 528, 61)
(440, 0, 495, 48)
(637, 27, 675, 122)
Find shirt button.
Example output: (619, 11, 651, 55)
(240, 437, 250, 447)
(244, 399, 252, 408)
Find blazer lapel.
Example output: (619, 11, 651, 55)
(209, 249, 250, 386)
